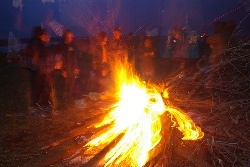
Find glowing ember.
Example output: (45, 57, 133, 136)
(84, 57, 204, 166)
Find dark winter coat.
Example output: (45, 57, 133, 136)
(56, 42, 79, 78)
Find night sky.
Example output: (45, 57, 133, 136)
(0, 0, 249, 39)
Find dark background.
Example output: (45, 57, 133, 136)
(0, 0, 249, 40)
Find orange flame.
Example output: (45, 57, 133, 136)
(84, 57, 204, 166)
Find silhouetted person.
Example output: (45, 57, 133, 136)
(91, 31, 111, 92)
(187, 31, 199, 58)
(126, 32, 136, 62)
(51, 50, 65, 110)
(108, 28, 128, 61)
(205, 20, 236, 87)
(25, 26, 52, 116)
(171, 27, 187, 70)
(56, 29, 79, 106)
(137, 37, 156, 80)
(206, 20, 236, 64)
(163, 32, 173, 58)
(198, 34, 211, 59)
(77, 40, 93, 95)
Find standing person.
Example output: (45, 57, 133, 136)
(25, 26, 52, 116)
(135, 32, 147, 73)
(205, 20, 236, 87)
(56, 29, 80, 107)
(51, 52, 65, 110)
(137, 37, 156, 80)
(126, 32, 136, 62)
(91, 31, 111, 92)
(187, 31, 199, 58)
(108, 28, 128, 61)
(206, 20, 236, 65)
(77, 40, 93, 95)
(163, 32, 173, 58)
(92, 32, 109, 71)
(171, 27, 187, 70)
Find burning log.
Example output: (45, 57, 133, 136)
(82, 133, 125, 167)
(143, 112, 173, 167)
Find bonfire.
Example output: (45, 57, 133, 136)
(81, 57, 204, 167)
(2, 41, 249, 167)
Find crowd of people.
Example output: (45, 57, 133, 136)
(20, 21, 236, 117)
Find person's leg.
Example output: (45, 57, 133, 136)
(30, 70, 42, 106)
(28, 70, 44, 115)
